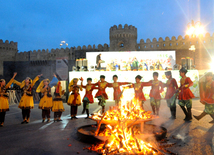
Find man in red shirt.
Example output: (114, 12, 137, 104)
(164, 71, 178, 119)
(178, 68, 195, 121)
(147, 72, 164, 115)
(194, 72, 214, 123)
(94, 75, 110, 114)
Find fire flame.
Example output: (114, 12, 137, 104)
(88, 89, 160, 154)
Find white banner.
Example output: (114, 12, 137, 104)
(86, 51, 176, 70)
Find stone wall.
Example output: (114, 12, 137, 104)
(109, 24, 137, 51)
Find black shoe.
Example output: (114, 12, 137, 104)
(169, 116, 176, 119)
(21, 120, 26, 124)
(85, 116, 89, 119)
(73, 116, 78, 119)
(25, 121, 29, 124)
(71, 117, 73, 120)
(42, 120, 45, 123)
(57, 119, 62, 121)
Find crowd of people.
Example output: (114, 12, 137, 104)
(0, 67, 213, 127)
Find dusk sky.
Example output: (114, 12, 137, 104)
(0, 0, 213, 52)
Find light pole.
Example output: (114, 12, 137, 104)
(60, 41, 68, 48)
(186, 20, 205, 67)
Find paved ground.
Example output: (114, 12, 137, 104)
(0, 99, 214, 155)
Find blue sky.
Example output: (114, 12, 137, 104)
(0, 0, 213, 52)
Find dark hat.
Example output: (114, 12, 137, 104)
(135, 75, 142, 80)
(87, 78, 92, 81)
(100, 75, 105, 79)
(179, 67, 187, 74)
(165, 71, 172, 76)
(153, 72, 159, 77)
(113, 75, 118, 79)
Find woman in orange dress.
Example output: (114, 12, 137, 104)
(13, 74, 42, 124)
(0, 72, 17, 127)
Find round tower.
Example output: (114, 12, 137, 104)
(109, 24, 137, 51)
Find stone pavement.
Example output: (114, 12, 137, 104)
(0, 99, 213, 155)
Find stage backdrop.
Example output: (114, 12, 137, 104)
(86, 51, 176, 70)
(69, 70, 199, 102)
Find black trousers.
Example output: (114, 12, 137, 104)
(54, 112, 62, 118)
(22, 109, 30, 120)
(42, 109, 50, 119)
(71, 106, 78, 116)
(0, 112, 6, 123)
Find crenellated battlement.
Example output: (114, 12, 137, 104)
(137, 32, 214, 50)
(110, 24, 137, 39)
(15, 43, 109, 61)
(110, 24, 137, 32)
(0, 39, 18, 51)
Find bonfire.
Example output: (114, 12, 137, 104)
(88, 89, 162, 154)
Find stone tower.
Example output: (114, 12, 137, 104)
(0, 40, 18, 75)
(109, 24, 137, 51)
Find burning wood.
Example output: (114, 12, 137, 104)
(86, 90, 165, 154)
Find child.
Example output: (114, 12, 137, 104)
(13, 74, 42, 124)
(67, 78, 82, 119)
(164, 71, 178, 119)
(36, 75, 58, 123)
(125, 75, 149, 109)
(0, 72, 17, 127)
(147, 72, 164, 115)
(94, 75, 110, 114)
(81, 77, 98, 119)
(52, 81, 65, 122)
(109, 75, 130, 106)
(194, 72, 214, 123)
(178, 67, 195, 121)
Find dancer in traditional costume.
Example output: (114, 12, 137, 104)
(67, 78, 82, 119)
(178, 68, 195, 121)
(164, 71, 178, 119)
(125, 75, 149, 109)
(147, 72, 164, 115)
(81, 77, 98, 119)
(0, 72, 17, 127)
(13, 74, 42, 124)
(52, 81, 65, 122)
(36, 75, 58, 123)
(94, 75, 110, 114)
(109, 75, 130, 106)
(194, 72, 214, 123)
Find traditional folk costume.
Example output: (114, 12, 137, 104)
(36, 77, 58, 123)
(194, 72, 214, 123)
(178, 68, 195, 121)
(164, 71, 178, 119)
(94, 81, 110, 114)
(67, 78, 82, 119)
(127, 82, 149, 109)
(13, 76, 40, 124)
(0, 77, 16, 126)
(81, 83, 98, 118)
(109, 82, 130, 106)
(147, 80, 164, 115)
(52, 81, 65, 122)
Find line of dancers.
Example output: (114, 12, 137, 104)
(0, 67, 213, 127)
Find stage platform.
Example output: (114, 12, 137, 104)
(69, 70, 199, 101)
